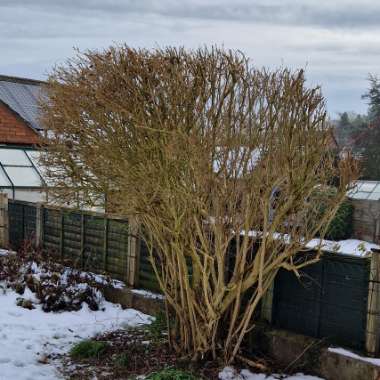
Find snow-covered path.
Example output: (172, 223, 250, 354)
(0, 287, 152, 380)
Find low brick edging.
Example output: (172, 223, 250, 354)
(103, 287, 380, 380)
(320, 349, 380, 380)
(103, 286, 164, 316)
(262, 328, 380, 380)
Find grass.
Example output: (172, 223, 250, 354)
(146, 311, 167, 340)
(69, 339, 108, 359)
(145, 368, 200, 380)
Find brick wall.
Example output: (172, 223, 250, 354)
(0, 102, 40, 145)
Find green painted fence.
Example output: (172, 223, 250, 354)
(6, 199, 377, 353)
(7, 199, 161, 289)
(42, 208, 130, 281)
(272, 252, 371, 349)
(8, 200, 131, 283)
(8, 201, 37, 250)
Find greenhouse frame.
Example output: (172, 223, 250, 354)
(0, 146, 47, 202)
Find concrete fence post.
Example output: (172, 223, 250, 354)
(0, 193, 8, 248)
(127, 217, 140, 288)
(366, 248, 380, 356)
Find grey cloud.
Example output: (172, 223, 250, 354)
(0, 0, 378, 114)
(1, 0, 380, 30)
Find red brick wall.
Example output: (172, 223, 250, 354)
(0, 102, 40, 145)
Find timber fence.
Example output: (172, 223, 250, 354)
(3, 198, 156, 288)
(1, 197, 380, 356)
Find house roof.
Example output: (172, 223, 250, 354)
(0, 74, 46, 131)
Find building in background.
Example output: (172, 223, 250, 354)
(348, 180, 380, 243)
(0, 74, 45, 146)
(0, 75, 47, 201)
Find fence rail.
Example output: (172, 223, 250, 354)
(2, 197, 380, 355)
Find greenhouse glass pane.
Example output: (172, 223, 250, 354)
(0, 167, 11, 186)
(4, 166, 42, 187)
(347, 186, 360, 196)
(360, 182, 377, 193)
(352, 191, 370, 200)
(25, 150, 43, 173)
(0, 149, 30, 166)
(368, 192, 380, 201)
(25, 150, 52, 185)
(354, 182, 363, 191)
(25, 150, 41, 165)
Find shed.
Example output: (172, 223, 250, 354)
(348, 180, 380, 243)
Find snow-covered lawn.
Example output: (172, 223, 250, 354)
(0, 286, 326, 380)
(219, 367, 324, 380)
(0, 286, 152, 380)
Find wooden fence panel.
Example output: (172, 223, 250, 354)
(8, 201, 36, 250)
(8, 201, 132, 283)
(62, 212, 82, 264)
(42, 208, 61, 254)
(272, 252, 370, 350)
(106, 219, 129, 281)
(138, 239, 161, 293)
(84, 214, 105, 273)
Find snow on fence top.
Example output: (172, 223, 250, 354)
(241, 230, 379, 258)
(306, 238, 379, 257)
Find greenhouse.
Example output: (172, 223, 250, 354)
(348, 180, 380, 201)
(348, 180, 380, 243)
(0, 146, 47, 202)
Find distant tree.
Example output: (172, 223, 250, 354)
(362, 74, 380, 121)
(334, 112, 367, 151)
(361, 75, 380, 180)
(361, 125, 380, 180)
(339, 111, 349, 127)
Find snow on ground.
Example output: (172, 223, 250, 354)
(0, 249, 11, 257)
(328, 347, 380, 366)
(219, 367, 325, 380)
(0, 286, 152, 380)
(131, 288, 165, 300)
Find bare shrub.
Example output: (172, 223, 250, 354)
(40, 46, 358, 361)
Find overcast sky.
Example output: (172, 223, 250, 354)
(1, 0, 379, 116)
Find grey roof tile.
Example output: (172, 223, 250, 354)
(0, 75, 46, 131)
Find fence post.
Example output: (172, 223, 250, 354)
(0, 193, 8, 248)
(127, 217, 140, 287)
(103, 218, 109, 272)
(261, 280, 274, 323)
(35, 203, 43, 249)
(59, 210, 64, 260)
(366, 248, 380, 356)
(80, 213, 85, 269)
